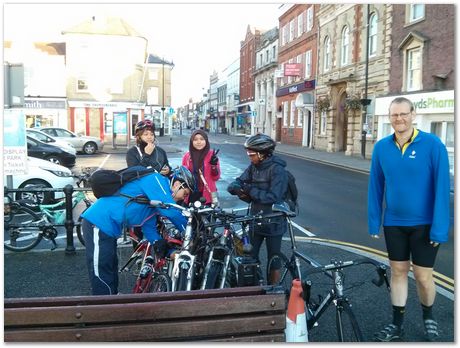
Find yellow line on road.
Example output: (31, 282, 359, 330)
(294, 236, 454, 289)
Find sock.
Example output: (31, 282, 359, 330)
(392, 305, 405, 327)
(422, 304, 434, 321)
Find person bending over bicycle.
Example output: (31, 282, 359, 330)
(227, 133, 288, 285)
(81, 166, 195, 295)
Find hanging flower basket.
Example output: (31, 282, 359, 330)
(345, 95, 362, 111)
(316, 97, 331, 112)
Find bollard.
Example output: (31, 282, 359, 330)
(63, 184, 76, 254)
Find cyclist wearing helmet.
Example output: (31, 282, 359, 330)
(81, 166, 195, 295)
(227, 133, 289, 284)
(126, 119, 171, 175)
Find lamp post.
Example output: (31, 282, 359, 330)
(360, 4, 370, 159)
(160, 57, 165, 137)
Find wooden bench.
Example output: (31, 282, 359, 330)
(4, 286, 287, 342)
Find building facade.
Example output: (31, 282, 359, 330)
(277, 4, 319, 146)
(253, 27, 278, 140)
(314, 4, 391, 157)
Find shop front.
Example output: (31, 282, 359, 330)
(24, 97, 67, 129)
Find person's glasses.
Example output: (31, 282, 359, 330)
(390, 112, 412, 119)
(246, 151, 257, 157)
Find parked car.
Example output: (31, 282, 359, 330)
(27, 136, 76, 168)
(4, 156, 75, 204)
(27, 128, 76, 155)
(38, 127, 104, 155)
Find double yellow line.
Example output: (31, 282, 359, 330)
(294, 236, 454, 292)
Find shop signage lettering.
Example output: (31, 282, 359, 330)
(276, 79, 315, 97)
(413, 97, 454, 110)
(24, 99, 66, 109)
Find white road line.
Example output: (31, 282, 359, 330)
(98, 154, 111, 169)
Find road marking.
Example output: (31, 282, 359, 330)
(98, 154, 111, 169)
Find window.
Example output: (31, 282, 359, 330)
(147, 87, 159, 105)
(272, 46, 276, 60)
(297, 13, 303, 35)
(283, 101, 288, 126)
(409, 4, 425, 22)
(297, 109, 303, 127)
(265, 49, 269, 63)
(320, 111, 327, 135)
(324, 36, 331, 71)
(407, 47, 422, 91)
(431, 121, 455, 175)
(305, 50, 312, 78)
(341, 26, 349, 66)
(282, 25, 289, 46)
(77, 77, 88, 92)
(306, 6, 314, 31)
(290, 101, 295, 127)
(296, 54, 302, 81)
(289, 19, 295, 41)
(259, 53, 263, 67)
(369, 13, 378, 57)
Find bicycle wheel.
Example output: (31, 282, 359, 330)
(150, 272, 172, 292)
(204, 261, 223, 289)
(335, 300, 363, 342)
(4, 205, 43, 252)
(267, 252, 297, 291)
(176, 264, 190, 291)
(75, 216, 86, 246)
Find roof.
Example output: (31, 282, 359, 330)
(62, 16, 145, 39)
(147, 54, 174, 66)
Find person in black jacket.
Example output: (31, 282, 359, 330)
(227, 133, 288, 284)
(126, 120, 171, 175)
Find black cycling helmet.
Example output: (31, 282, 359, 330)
(170, 166, 196, 191)
(135, 119, 155, 133)
(244, 133, 276, 154)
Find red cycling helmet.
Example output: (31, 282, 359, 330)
(135, 120, 155, 133)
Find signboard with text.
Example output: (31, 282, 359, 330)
(113, 112, 127, 135)
(4, 109, 27, 175)
(284, 63, 302, 76)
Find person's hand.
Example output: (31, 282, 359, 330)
(144, 141, 155, 155)
(371, 234, 380, 239)
(430, 241, 440, 247)
(209, 149, 220, 165)
(160, 165, 170, 175)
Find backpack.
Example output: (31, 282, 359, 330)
(89, 166, 156, 198)
(249, 164, 299, 212)
(284, 170, 299, 213)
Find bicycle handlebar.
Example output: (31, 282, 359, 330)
(305, 258, 390, 290)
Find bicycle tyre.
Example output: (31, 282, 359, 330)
(204, 261, 223, 289)
(177, 264, 189, 291)
(335, 300, 363, 342)
(4, 205, 43, 252)
(150, 272, 172, 292)
(267, 252, 298, 291)
(76, 216, 86, 246)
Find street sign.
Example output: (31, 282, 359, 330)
(169, 107, 174, 114)
(4, 109, 27, 175)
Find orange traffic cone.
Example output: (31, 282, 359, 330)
(285, 279, 308, 342)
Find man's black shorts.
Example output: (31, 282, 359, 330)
(383, 225, 439, 268)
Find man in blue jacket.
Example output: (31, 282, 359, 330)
(368, 97, 450, 342)
(81, 166, 195, 295)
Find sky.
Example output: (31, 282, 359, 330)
(4, 1, 281, 108)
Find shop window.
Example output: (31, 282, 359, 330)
(290, 101, 295, 127)
(283, 101, 288, 126)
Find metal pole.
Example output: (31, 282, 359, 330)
(63, 184, 76, 254)
(361, 4, 370, 159)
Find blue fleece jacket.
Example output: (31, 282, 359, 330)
(368, 130, 450, 243)
(81, 172, 187, 243)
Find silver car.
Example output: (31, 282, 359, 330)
(38, 127, 104, 155)
(26, 128, 76, 155)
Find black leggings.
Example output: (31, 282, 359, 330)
(250, 233, 283, 267)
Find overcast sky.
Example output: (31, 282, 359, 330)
(4, 2, 280, 108)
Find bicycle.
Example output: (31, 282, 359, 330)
(4, 173, 93, 252)
(118, 221, 182, 293)
(200, 208, 261, 289)
(149, 199, 216, 291)
(266, 202, 390, 341)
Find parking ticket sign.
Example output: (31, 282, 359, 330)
(4, 109, 28, 175)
